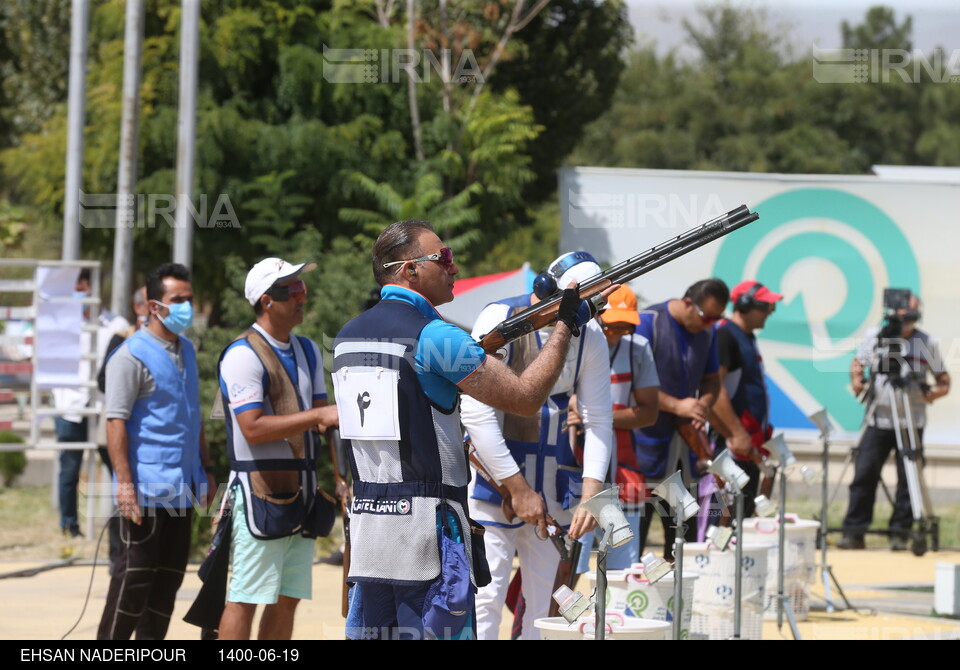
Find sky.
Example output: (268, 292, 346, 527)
(626, 0, 960, 59)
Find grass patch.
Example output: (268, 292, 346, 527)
(0, 485, 345, 562)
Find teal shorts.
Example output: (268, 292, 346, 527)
(227, 489, 315, 604)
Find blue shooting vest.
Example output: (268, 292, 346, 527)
(334, 298, 475, 585)
(469, 295, 588, 511)
(720, 320, 771, 451)
(634, 302, 714, 479)
(122, 329, 203, 508)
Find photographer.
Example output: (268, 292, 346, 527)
(839, 293, 950, 551)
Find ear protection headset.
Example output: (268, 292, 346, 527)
(735, 282, 765, 312)
(533, 251, 598, 300)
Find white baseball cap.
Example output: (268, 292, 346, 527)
(245, 258, 317, 306)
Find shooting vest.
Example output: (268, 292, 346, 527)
(121, 329, 203, 508)
(221, 329, 321, 539)
(333, 297, 476, 585)
(634, 302, 715, 479)
(470, 295, 588, 514)
(719, 320, 772, 456)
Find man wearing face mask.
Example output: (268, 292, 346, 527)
(97, 262, 216, 640)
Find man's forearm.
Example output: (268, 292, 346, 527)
(106, 418, 132, 483)
(237, 406, 335, 445)
(709, 387, 747, 440)
(518, 322, 573, 406)
(699, 373, 720, 409)
(657, 391, 682, 415)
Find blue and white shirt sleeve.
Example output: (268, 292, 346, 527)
(220, 342, 265, 416)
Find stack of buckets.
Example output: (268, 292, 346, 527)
(682, 542, 771, 640)
(585, 564, 698, 640)
(740, 515, 820, 621)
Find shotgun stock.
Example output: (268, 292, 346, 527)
(465, 439, 580, 615)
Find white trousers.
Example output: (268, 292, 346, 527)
(476, 521, 561, 640)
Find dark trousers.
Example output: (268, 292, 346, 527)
(638, 497, 698, 562)
(842, 426, 922, 538)
(97, 508, 193, 640)
(55, 417, 89, 533)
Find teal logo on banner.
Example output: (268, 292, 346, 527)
(711, 188, 920, 431)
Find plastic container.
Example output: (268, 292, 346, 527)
(682, 541, 771, 640)
(586, 566, 698, 640)
(534, 612, 671, 640)
(740, 515, 819, 620)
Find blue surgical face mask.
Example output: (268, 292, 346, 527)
(154, 300, 193, 334)
(72, 291, 89, 299)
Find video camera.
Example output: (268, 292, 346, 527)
(879, 288, 918, 340)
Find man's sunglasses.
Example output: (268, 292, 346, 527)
(694, 304, 721, 325)
(382, 247, 455, 272)
(266, 279, 307, 301)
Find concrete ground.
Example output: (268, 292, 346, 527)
(2, 546, 960, 641)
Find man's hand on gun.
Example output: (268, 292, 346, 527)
(501, 473, 548, 536)
(726, 428, 753, 460)
(674, 396, 710, 429)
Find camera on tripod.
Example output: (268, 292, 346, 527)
(879, 288, 913, 339)
(875, 288, 921, 387)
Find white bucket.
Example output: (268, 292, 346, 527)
(682, 542, 771, 640)
(534, 612, 671, 640)
(740, 515, 819, 621)
(586, 567, 698, 640)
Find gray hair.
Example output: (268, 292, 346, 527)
(371, 219, 434, 286)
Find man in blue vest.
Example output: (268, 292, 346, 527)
(217, 258, 340, 640)
(708, 280, 782, 518)
(98, 263, 215, 640)
(333, 220, 595, 640)
(462, 251, 614, 640)
(634, 278, 726, 559)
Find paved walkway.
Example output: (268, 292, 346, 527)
(2, 547, 960, 640)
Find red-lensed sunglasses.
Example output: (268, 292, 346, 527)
(694, 304, 721, 325)
(267, 279, 307, 301)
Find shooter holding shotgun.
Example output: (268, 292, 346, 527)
(464, 206, 760, 638)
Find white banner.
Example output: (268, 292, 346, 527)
(559, 167, 960, 445)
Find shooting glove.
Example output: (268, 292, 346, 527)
(556, 286, 590, 337)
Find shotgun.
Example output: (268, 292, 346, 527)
(478, 205, 759, 353)
(465, 439, 581, 616)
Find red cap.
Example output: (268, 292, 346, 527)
(730, 280, 783, 305)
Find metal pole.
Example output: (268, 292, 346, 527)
(110, 0, 146, 321)
(733, 491, 744, 638)
(673, 506, 684, 641)
(62, 0, 91, 262)
(595, 522, 613, 641)
(820, 433, 834, 612)
(173, 0, 200, 270)
(777, 473, 786, 630)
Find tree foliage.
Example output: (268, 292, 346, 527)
(571, 3, 955, 176)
